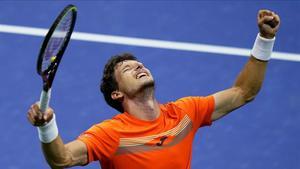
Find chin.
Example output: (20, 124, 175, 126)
(139, 79, 155, 92)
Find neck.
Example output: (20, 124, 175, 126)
(123, 88, 160, 121)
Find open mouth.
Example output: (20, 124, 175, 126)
(136, 72, 148, 79)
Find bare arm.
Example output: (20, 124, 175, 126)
(211, 9, 280, 121)
(41, 137, 87, 169)
(27, 104, 88, 168)
(212, 56, 267, 121)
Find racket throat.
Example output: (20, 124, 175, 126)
(42, 75, 51, 92)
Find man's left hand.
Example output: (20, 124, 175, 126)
(258, 9, 280, 39)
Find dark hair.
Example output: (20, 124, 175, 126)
(100, 53, 137, 113)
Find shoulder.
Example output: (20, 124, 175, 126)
(160, 96, 199, 111)
(93, 114, 126, 132)
(161, 96, 215, 118)
(173, 96, 214, 108)
(160, 97, 197, 118)
(168, 96, 201, 110)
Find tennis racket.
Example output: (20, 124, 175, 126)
(37, 4, 77, 113)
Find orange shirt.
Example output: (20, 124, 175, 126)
(78, 96, 215, 169)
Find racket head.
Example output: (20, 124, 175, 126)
(37, 4, 77, 91)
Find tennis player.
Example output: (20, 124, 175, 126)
(27, 9, 280, 169)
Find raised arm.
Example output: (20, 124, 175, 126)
(27, 104, 88, 168)
(211, 9, 280, 121)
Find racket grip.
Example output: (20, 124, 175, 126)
(39, 89, 52, 113)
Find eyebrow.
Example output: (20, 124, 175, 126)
(115, 61, 127, 70)
(121, 64, 130, 71)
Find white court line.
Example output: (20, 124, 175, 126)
(0, 24, 300, 62)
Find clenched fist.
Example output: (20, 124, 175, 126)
(27, 103, 54, 126)
(258, 9, 280, 39)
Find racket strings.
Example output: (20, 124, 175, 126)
(41, 11, 74, 72)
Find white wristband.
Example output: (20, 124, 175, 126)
(37, 114, 59, 143)
(251, 33, 275, 61)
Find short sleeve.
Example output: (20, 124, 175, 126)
(173, 95, 215, 128)
(77, 120, 120, 163)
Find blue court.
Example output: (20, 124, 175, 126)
(0, 1, 299, 169)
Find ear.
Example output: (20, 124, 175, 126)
(111, 90, 124, 100)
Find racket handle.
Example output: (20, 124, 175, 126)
(39, 89, 52, 113)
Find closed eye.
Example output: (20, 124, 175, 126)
(122, 65, 131, 73)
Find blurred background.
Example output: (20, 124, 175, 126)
(0, 1, 299, 169)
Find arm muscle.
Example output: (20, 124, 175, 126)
(211, 56, 268, 121)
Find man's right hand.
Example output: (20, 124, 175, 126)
(27, 103, 54, 126)
(27, 103, 88, 168)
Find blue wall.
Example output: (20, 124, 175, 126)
(0, 1, 299, 169)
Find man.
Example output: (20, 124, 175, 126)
(27, 9, 280, 169)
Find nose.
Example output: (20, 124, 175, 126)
(135, 62, 143, 70)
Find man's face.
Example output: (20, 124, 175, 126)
(113, 60, 154, 98)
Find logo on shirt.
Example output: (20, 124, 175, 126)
(156, 136, 168, 146)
